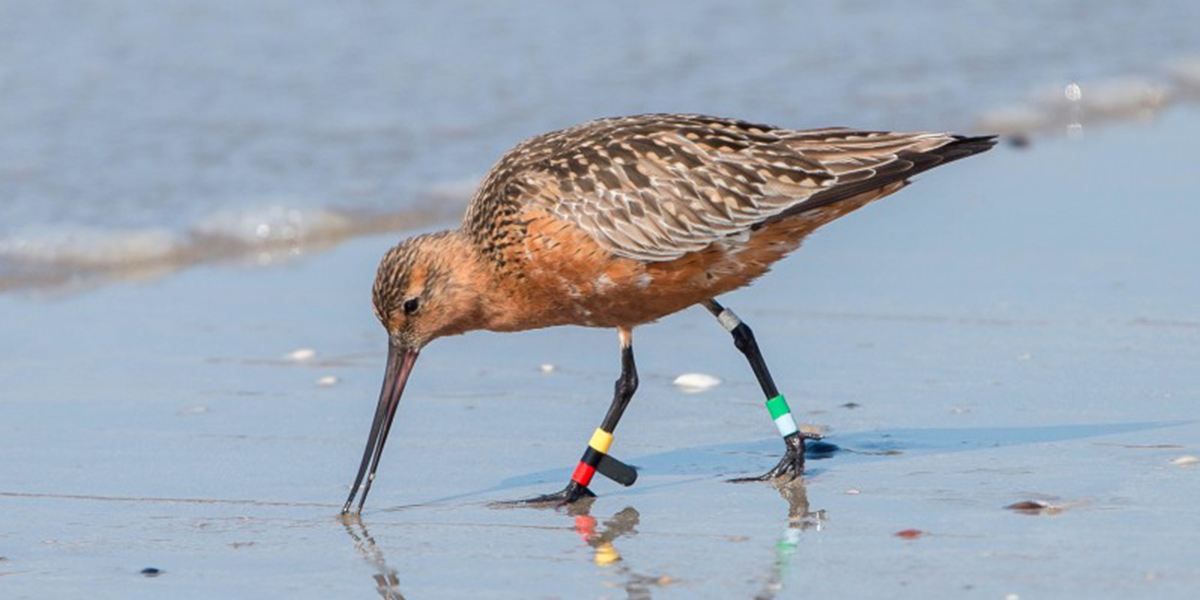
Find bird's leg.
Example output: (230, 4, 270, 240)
(508, 328, 640, 506)
(703, 299, 819, 482)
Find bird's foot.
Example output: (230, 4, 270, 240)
(492, 481, 596, 508)
(729, 431, 821, 483)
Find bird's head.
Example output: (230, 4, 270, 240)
(343, 230, 485, 513)
(371, 231, 486, 351)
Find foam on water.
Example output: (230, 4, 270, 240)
(1168, 56, 1200, 96)
(0, 225, 181, 267)
(191, 205, 354, 246)
(0, 198, 459, 292)
(977, 74, 1181, 136)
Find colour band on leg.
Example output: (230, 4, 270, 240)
(572, 462, 597, 486)
(573, 430, 636, 487)
(596, 454, 637, 486)
(573, 444, 607, 487)
(717, 309, 742, 333)
(589, 428, 614, 454)
(766, 395, 799, 437)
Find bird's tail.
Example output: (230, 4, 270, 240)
(776, 134, 998, 220)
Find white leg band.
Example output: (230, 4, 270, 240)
(717, 309, 742, 332)
(773, 413, 799, 437)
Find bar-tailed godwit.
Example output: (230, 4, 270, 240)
(343, 113, 995, 513)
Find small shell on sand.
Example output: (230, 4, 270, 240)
(673, 373, 722, 392)
(1170, 455, 1199, 466)
(286, 348, 316, 361)
(317, 375, 339, 387)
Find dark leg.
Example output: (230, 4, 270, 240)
(506, 327, 640, 506)
(703, 299, 819, 482)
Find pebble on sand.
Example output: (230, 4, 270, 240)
(317, 375, 339, 387)
(1170, 455, 1199, 466)
(286, 348, 316, 361)
(672, 373, 722, 393)
(1006, 500, 1063, 515)
(800, 423, 828, 437)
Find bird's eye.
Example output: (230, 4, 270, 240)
(403, 297, 420, 315)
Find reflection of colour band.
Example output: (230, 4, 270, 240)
(767, 395, 798, 437)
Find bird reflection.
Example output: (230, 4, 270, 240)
(754, 479, 824, 600)
(566, 479, 823, 600)
(338, 481, 822, 600)
(341, 515, 406, 600)
(568, 501, 677, 599)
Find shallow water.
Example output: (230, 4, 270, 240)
(3, 0, 1200, 291)
(2, 106, 1199, 598)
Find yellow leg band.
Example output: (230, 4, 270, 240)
(589, 428, 614, 454)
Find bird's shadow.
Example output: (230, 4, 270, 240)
(403, 420, 1186, 507)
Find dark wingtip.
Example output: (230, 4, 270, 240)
(927, 134, 999, 166)
(948, 134, 1000, 156)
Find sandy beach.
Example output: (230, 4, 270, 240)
(3, 102, 1199, 599)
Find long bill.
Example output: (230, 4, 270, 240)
(342, 342, 420, 514)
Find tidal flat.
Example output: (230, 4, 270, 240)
(2, 109, 1200, 599)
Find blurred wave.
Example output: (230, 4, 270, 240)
(0, 183, 469, 293)
(976, 62, 1200, 137)
(3, 0, 1200, 293)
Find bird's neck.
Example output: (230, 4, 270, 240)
(422, 229, 519, 336)
(430, 228, 547, 334)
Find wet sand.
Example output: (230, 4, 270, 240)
(3, 109, 1200, 599)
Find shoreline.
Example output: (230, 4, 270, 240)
(4, 93, 1200, 297)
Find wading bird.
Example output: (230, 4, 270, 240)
(342, 114, 994, 513)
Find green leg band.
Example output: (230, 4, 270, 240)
(765, 395, 799, 437)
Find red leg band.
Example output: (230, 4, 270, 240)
(571, 461, 596, 486)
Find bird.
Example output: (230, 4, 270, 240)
(341, 113, 996, 513)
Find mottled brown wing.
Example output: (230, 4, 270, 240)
(528, 123, 835, 260)
(468, 114, 990, 262)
